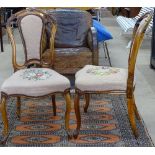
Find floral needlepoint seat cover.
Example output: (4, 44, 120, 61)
(1, 68, 70, 96)
(75, 65, 128, 91)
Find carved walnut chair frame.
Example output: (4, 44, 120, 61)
(0, 8, 71, 137)
(74, 12, 153, 139)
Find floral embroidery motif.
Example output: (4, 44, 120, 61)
(86, 66, 120, 76)
(21, 69, 52, 81)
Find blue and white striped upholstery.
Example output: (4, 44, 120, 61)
(116, 16, 136, 32)
(116, 7, 154, 34)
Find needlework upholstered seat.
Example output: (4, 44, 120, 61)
(75, 65, 127, 91)
(1, 68, 70, 96)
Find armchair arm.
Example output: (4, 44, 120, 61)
(87, 27, 99, 65)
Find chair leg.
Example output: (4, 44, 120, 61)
(64, 92, 71, 138)
(51, 95, 56, 116)
(84, 93, 90, 113)
(16, 97, 21, 119)
(73, 93, 81, 139)
(127, 97, 138, 138)
(0, 96, 8, 136)
(132, 95, 141, 121)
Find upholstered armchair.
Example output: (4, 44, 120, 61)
(43, 9, 98, 74)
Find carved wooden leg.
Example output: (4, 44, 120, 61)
(1, 96, 8, 136)
(127, 97, 138, 138)
(132, 95, 141, 121)
(84, 93, 90, 113)
(16, 97, 21, 119)
(74, 93, 81, 139)
(52, 95, 56, 116)
(64, 92, 71, 138)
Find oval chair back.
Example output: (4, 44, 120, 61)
(6, 8, 57, 72)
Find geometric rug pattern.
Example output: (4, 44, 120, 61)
(0, 94, 154, 146)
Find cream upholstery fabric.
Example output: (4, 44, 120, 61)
(1, 68, 70, 96)
(20, 15, 43, 60)
(75, 65, 128, 91)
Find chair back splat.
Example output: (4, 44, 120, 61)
(6, 8, 57, 71)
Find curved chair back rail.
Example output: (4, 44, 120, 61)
(127, 12, 153, 97)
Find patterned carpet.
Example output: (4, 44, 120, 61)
(0, 94, 154, 146)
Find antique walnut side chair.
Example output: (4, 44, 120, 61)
(74, 12, 152, 138)
(0, 9, 71, 136)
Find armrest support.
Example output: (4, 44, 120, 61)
(87, 27, 99, 65)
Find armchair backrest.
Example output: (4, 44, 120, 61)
(47, 9, 92, 48)
(6, 8, 57, 71)
(127, 12, 153, 96)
